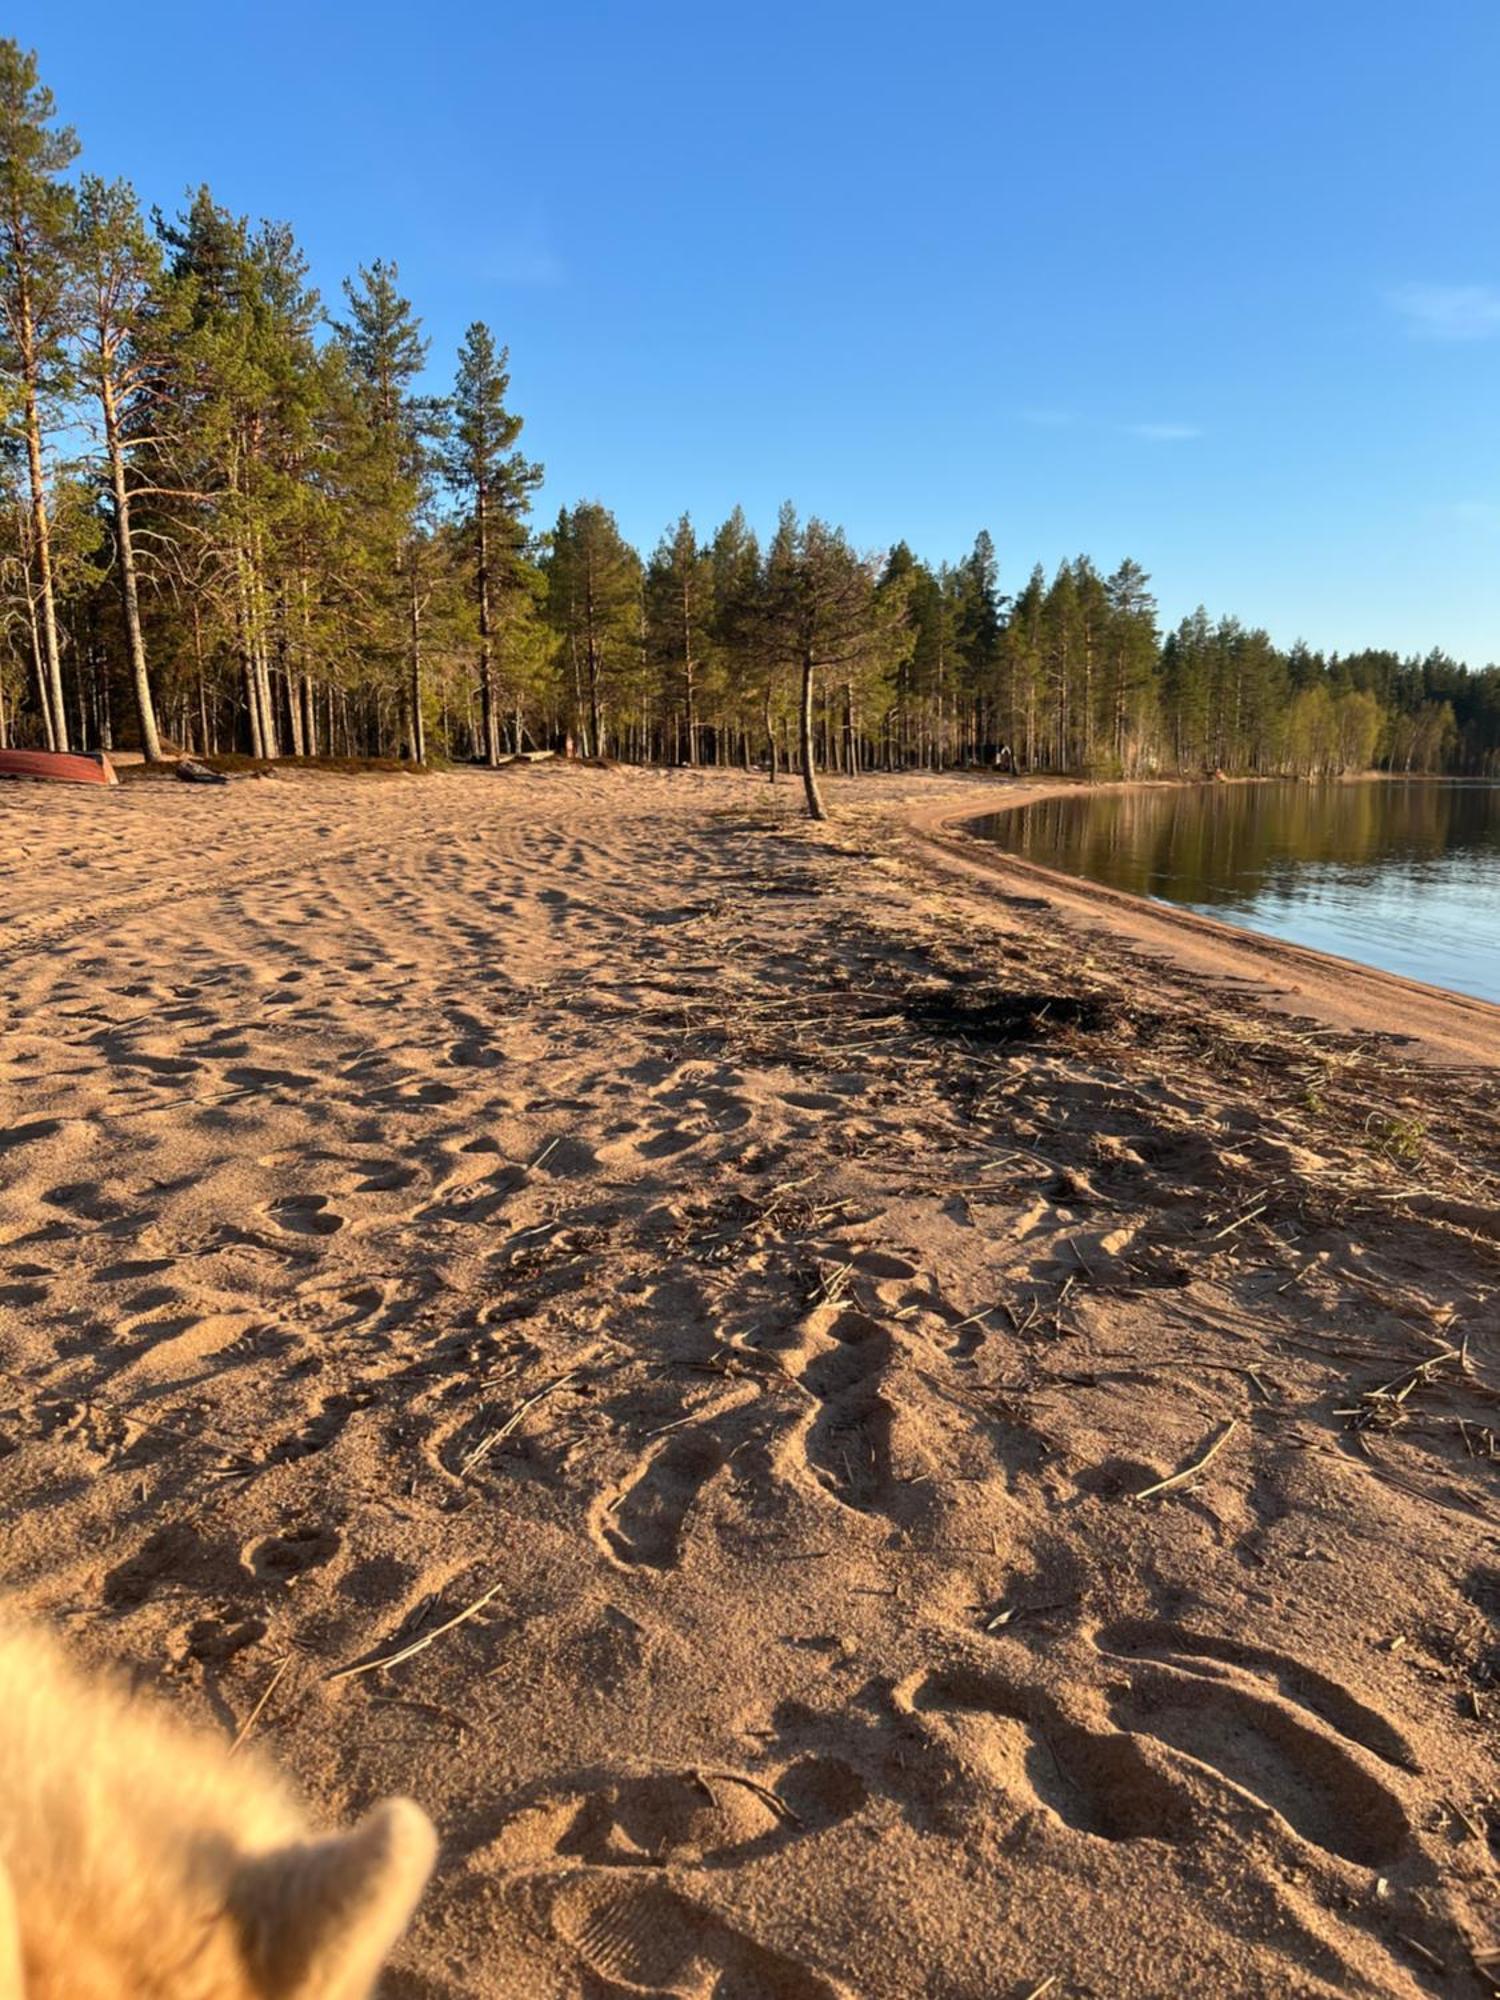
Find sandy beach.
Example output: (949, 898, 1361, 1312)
(2, 762, 1497, 1999)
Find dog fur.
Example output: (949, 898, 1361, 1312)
(0, 1622, 435, 1998)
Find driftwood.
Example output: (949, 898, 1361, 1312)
(177, 757, 228, 785)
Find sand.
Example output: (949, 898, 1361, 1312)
(1, 763, 1497, 1999)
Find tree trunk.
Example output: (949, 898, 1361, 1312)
(408, 557, 426, 764)
(18, 288, 67, 751)
(24, 589, 55, 750)
(476, 485, 500, 766)
(100, 373, 162, 760)
(681, 574, 697, 764)
(587, 636, 603, 759)
(800, 652, 827, 820)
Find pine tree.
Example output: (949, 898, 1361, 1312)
(953, 528, 1002, 755)
(1102, 559, 1157, 771)
(69, 175, 177, 758)
(337, 260, 438, 759)
(545, 503, 641, 756)
(763, 507, 879, 820)
(441, 321, 540, 764)
(709, 507, 767, 769)
(0, 40, 77, 749)
(645, 514, 714, 764)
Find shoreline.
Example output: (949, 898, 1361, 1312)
(902, 775, 1500, 1070)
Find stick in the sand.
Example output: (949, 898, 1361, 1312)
(1132, 1419, 1240, 1501)
(692, 1768, 805, 1826)
(229, 1653, 293, 1753)
(326, 1580, 503, 1683)
(459, 1368, 580, 1476)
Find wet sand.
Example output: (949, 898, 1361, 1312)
(2, 763, 1497, 1997)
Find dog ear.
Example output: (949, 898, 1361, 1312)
(229, 1798, 435, 1998)
(0, 1859, 24, 2000)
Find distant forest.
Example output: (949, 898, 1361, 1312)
(3, 40, 1497, 800)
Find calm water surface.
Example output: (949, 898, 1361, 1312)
(969, 781, 1500, 1005)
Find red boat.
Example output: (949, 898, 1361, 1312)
(0, 749, 118, 786)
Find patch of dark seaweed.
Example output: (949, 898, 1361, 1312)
(903, 988, 1115, 1045)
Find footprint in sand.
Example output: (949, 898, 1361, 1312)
(1093, 1620, 1420, 1771)
(171, 1614, 268, 1667)
(489, 1754, 868, 1877)
(909, 1625, 1412, 1868)
(266, 1193, 345, 1237)
(0, 1117, 63, 1153)
(267, 1389, 372, 1464)
(447, 1039, 504, 1069)
(595, 1429, 726, 1569)
(549, 1873, 851, 1999)
(1091, 1622, 1412, 1866)
(798, 1310, 896, 1516)
(103, 1522, 235, 1608)
(906, 1667, 1197, 1843)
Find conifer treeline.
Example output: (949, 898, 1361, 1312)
(3, 41, 1497, 796)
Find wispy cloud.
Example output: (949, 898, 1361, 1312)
(1123, 421, 1203, 442)
(1390, 283, 1500, 341)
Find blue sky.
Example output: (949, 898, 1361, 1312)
(25, 0, 1500, 662)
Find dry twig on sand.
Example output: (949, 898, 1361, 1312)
(1132, 1419, 1240, 1501)
(326, 1580, 503, 1683)
(229, 1653, 293, 1753)
(692, 1768, 805, 1826)
(459, 1368, 581, 1476)
(1336, 1345, 1460, 1438)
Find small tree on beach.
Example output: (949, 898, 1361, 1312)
(764, 506, 880, 820)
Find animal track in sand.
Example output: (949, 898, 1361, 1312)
(246, 1523, 341, 1584)
(595, 1430, 727, 1568)
(549, 1873, 851, 1999)
(223, 1064, 316, 1092)
(446, 1039, 504, 1069)
(266, 1389, 372, 1464)
(911, 1629, 1412, 1866)
(171, 1613, 267, 1666)
(351, 1158, 421, 1192)
(0, 1117, 64, 1152)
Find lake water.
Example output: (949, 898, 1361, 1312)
(967, 780, 1500, 1005)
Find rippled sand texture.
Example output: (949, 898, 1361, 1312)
(2, 764, 1497, 1998)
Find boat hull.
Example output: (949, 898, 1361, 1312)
(0, 749, 118, 786)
